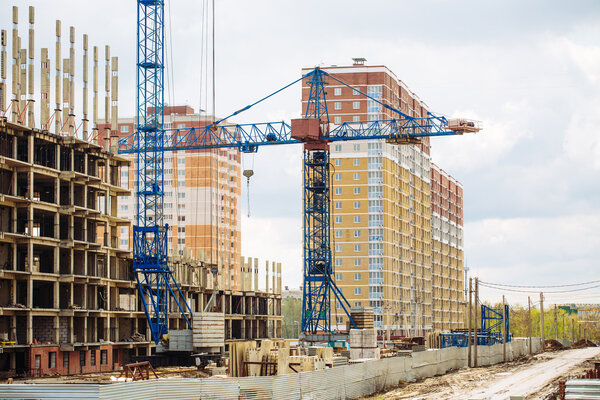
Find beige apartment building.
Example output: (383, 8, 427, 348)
(301, 60, 465, 336)
(103, 106, 243, 290)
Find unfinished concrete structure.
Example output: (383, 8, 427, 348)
(0, 120, 282, 378)
(0, 5, 282, 378)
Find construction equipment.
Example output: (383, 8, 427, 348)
(438, 304, 511, 348)
(127, 0, 480, 342)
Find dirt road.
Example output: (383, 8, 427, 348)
(371, 347, 600, 400)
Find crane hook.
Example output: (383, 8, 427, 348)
(243, 169, 254, 218)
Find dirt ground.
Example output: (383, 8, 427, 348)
(363, 349, 597, 400)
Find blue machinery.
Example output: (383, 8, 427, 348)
(440, 305, 511, 348)
(127, 0, 477, 342)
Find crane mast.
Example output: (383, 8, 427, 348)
(134, 0, 191, 343)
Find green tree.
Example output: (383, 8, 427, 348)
(281, 297, 302, 338)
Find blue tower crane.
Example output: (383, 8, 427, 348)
(124, 10, 480, 338)
(133, 0, 192, 343)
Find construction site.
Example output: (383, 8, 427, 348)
(0, 1, 599, 400)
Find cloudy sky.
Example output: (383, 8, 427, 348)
(4, 0, 600, 307)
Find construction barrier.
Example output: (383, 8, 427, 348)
(0, 338, 542, 400)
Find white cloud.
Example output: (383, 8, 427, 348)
(467, 214, 600, 304)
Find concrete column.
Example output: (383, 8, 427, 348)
(265, 261, 269, 293)
(10, 315, 16, 342)
(277, 262, 281, 294)
(53, 281, 59, 308)
(253, 258, 259, 292)
(26, 313, 32, 344)
(272, 262, 276, 296)
(240, 256, 245, 291)
(68, 315, 73, 343)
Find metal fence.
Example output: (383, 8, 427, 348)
(0, 338, 541, 400)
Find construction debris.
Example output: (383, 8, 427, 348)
(572, 339, 597, 349)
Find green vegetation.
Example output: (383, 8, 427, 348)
(281, 297, 302, 338)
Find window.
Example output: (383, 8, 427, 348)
(178, 216, 185, 222)
(353, 158, 360, 166)
(178, 193, 185, 199)
(120, 239, 128, 246)
(354, 302, 362, 307)
(335, 216, 342, 223)
(48, 352, 56, 369)
(90, 350, 96, 366)
(353, 201, 360, 209)
(178, 238, 185, 244)
(120, 125, 129, 133)
(178, 181, 185, 187)
(120, 205, 128, 211)
(353, 172, 360, 180)
(334, 87, 342, 96)
(177, 227, 185, 233)
(335, 259, 342, 267)
(354, 272, 362, 280)
(354, 287, 362, 295)
(354, 244, 361, 252)
(335, 272, 342, 281)
(335, 201, 342, 209)
(353, 115, 360, 122)
(63, 351, 69, 370)
(336, 316, 344, 324)
(354, 215, 361, 223)
(335, 173, 341, 181)
(178, 170, 185, 176)
(353, 101, 360, 110)
(335, 187, 342, 195)
(80, 350, 86, 366)
(334, 116, 341, 125)
(334, 144, 342, 152)
(177, 123, 186, 129)
(353, 144, 361, 152)
(353, 187, 361, 195)
(354, 258, 362, 267)
(354, 230, 361, 238)
(335, 244, 343, 252)
(353, 88, 360, 96)
(178, 158, 185, 165)
(334, 102, 341, 110)
(334, 159, 341, 166)
(177, 204, 185, 209)
(100, 350, 107, 365)
(335, 230, 342, 238)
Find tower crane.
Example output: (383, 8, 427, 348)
(128, 0, 480, 343)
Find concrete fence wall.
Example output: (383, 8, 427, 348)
(0, 338, 543, 400)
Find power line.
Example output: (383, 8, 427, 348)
(480, 282, 600, 294)
(479, 279, 600, 289)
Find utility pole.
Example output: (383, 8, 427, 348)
(474, 277, 478, 367)
(528, 296, 532, 355)
(468, 277, 472, 367)
(502, 295, 506, 362)
(554, 304, 558, 340)
(572, 318, 575, 342)
(540, 292, 545, 352)
(562, 314, 565, 341)
(579, 324, 581, 341)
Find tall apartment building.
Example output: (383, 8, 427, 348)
(103, 106, 242, 290)
(301, 60, 464, 336)
(431, 164, 464, 331)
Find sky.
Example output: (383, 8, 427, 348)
(3, 0, 600, 307)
